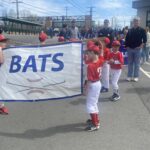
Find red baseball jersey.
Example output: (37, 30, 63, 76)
(108, 51, 124, 69)
(87, 56, 104, 81)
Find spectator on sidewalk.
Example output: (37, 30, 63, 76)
(70, 19, 80, 40)
(58, 24, 71, 41)
(141, 26, 150, 64)
(98, 19, 114, 48)
(125, 16, 147, 82)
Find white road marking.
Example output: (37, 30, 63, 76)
(145, 62, 150, 65)
(140, 67, 150, 78)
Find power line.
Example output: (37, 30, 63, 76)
(3, 0, 63, 16)
(71, 0, 86, 12)
(65, 0, 85, 14)
(1, 0, 11, 7)
(20, 5, 61, 16)
(22, 2, 62, 14)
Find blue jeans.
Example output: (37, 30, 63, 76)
(141, 46, 150, 62)
(127, 48, 142, 78)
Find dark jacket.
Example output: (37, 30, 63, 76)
(98, 27, 114, 48)
(59, 28, 71, 40)
(125, 27, 147, 49)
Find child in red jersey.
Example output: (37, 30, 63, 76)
(0, 39, 9, 114)
(39, 31, 48, 45)
(108, 40, 124, 101)
(84, 43, 104, 131)
(100, 37, 111, 93)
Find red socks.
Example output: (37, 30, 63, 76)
(90, 113, 99, 126)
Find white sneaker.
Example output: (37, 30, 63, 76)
(133, 78, 139, 82)
(126, 77, 132, 81)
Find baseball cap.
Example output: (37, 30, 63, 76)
(58, 36, 65, 42)
(88, 45, 100, 53)
(112, 40, 121, 47)
(0, 34, 8, 42)
(104, 37, 110, 44)
(87, 40, 94, 48)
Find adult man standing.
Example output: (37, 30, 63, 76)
(125, 17, 147, 82)
(70, 19, 79, 39)
(59, 24, 71, 41)
(98, 19, 114, 47)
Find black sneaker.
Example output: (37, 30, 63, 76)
(86, 119, 92, 124)
(112, 93, 120, 101)
(85, 124, 99, 131)
(101, 87, 109, 93)
(111, 93, 116, 100)
(86, 119, 100, 128)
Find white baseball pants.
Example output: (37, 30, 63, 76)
(101, 62, 110, 88)
(110, 69, 122, 93)
(86, 81, 101, 114)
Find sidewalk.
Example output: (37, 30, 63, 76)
(4, 33, 58, 46)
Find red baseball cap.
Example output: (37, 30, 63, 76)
(104, 37, 110, 45)
(39, 32, 47, 42)
(0, 34, 7, 42)
(89, 45, 100, 53)
(58, 36, 65, 42)
(87, 40, 94, 48)
(112, 40, 121, 47)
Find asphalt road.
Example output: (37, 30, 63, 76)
(0, 34, 150, 150)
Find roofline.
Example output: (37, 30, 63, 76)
(0, 17, 43, 26)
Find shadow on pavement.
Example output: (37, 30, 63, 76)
(99, 97, 111, 102)
(126, 87, 150, 95)
(69, 96, 111, 105)
(0, 123, 85, 140)
(69, 98, 85, 105)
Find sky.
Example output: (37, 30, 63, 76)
(0, 0, 137, 27)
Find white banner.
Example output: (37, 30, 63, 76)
(0, 42, 83, 101)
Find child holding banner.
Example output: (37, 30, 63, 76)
(84, 41, 104, 131)
(0, 38, 9, 114)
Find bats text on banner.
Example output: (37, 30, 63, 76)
(9, 53, 64, 73)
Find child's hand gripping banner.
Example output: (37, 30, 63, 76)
(0, 42, 83, 102)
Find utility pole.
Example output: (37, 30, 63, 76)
(65, 6, 68, 18)
(12, 0, 23, 19)
(88, 6, 95, 28)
